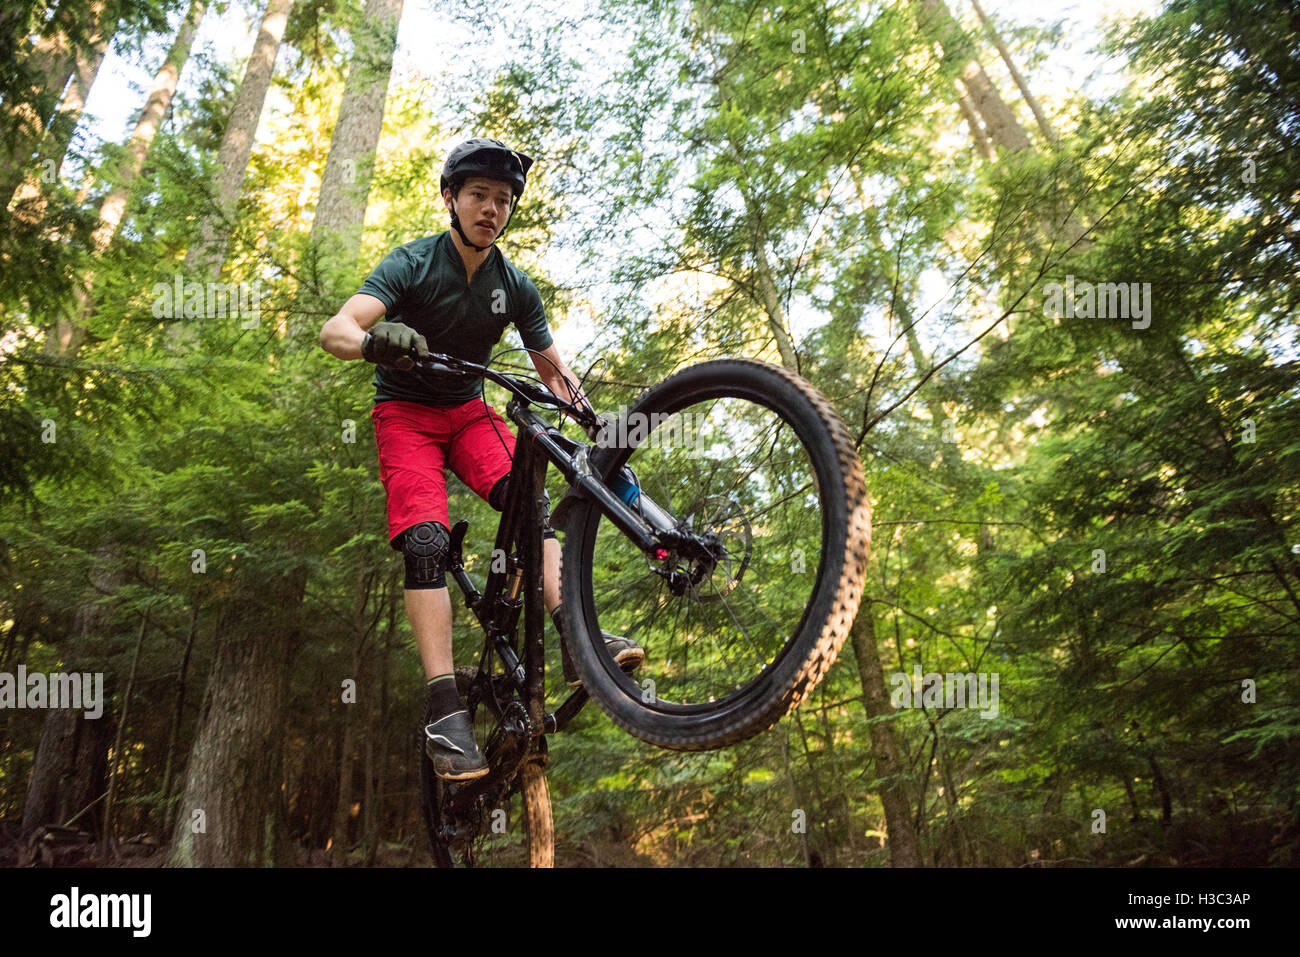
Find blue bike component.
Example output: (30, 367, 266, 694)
(609, 466, 641, 508)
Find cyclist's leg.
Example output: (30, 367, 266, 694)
(372, 401, 457, 676)
(374, 401, 488, 779)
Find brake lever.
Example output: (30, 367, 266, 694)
(408, 354, 470, 377)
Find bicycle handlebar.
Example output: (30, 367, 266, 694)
(407, 352, 601, 437)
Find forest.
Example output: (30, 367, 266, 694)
(0, 0, 1297, 868)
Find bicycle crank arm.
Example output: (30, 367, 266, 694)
(545, 686, 590, 734)
(445, 774, 512, 815)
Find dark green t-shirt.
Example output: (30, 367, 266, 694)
(358, 231, 554, 407)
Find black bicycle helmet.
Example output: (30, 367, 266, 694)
(440, 137, 534, 250)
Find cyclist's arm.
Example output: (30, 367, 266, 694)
(319, 293, 387, 360)
(529, 343, 595, 425)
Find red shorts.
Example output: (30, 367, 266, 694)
(371, 398, 517, 548)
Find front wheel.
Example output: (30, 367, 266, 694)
(556, 358, 870, 751)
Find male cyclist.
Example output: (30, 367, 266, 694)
(319, 137, 643, 781)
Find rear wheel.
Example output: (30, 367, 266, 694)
(421, 667, 554, 867)
(556, 358, 870, 750)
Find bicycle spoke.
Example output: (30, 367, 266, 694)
(556, 359, 867, 751)
(700, 572, 771, 673)
(581, 391, 830, 708)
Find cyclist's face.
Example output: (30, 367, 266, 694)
(445, 177, 515, 245)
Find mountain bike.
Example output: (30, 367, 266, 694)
(412, 351, 870, 867)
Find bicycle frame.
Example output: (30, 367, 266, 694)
(415, 351, 714, 809)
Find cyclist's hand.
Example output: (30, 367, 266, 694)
(361, 321, 429, 370)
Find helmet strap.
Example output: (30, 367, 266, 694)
(449, 209, 492, 252)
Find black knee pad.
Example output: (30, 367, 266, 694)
(489, 476, 557, 539)
(402, 521, 450, 589)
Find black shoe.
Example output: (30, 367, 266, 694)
(562, 630, 646, 688)
(423, 710, 489, 780)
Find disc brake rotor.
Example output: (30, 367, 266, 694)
(649, 493, 752, 601)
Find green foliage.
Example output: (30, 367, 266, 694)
(1, 0, 1296, 867)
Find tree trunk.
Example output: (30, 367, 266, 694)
(970, 0, 1059, 145)
(100, 605, 151, 858)
(955, 84, 994, 160)
(719, 139, 800, 369)
(167, 568, 305, 867)
(288, 716, 339, 850)
(813, 685, 852, 863)
(778, 726, 812, 867)
(712, 124, 906, 868)
(43, 0, 210, 359)
(329, 663, 357, 867)
(309, 0, 404, 271)
(362, 693, 376, 862)
(1143, 747, 1174, 824)
(185, 0, 294, 278)
(330, 567, 380, 865)
(915, 0, 1032, 155)
(92, 0, 207, 252)
(0, 4, 37, 62)
(160, 592, 201, 835)
(1036, 767, 1066, 861)
(901, 302, 962, 473)
(20, 706, 114, 838)
(20, 543, 122, 839)
(365, 616, 390, 865)
(1122, 772, 1141, 821)
(791, 707, 835, 864)
(0, 1, 107, 207)
(938, 743, 964, 864)
(378, 577, 399, 845)
(7, 27, 112, 223)
(849, 603, 924, 867)
(916, 0, 1091, 250)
